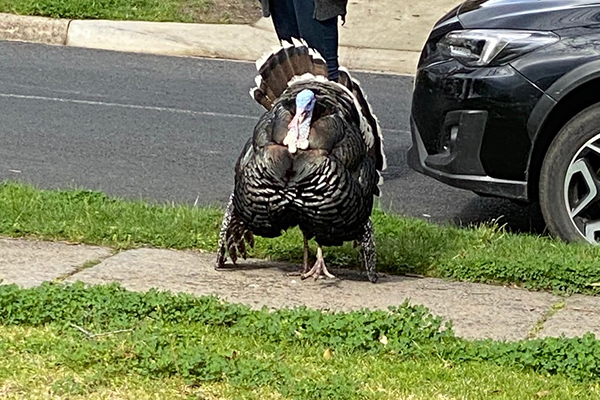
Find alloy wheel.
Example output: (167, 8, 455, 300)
(564, 133, 600, 244)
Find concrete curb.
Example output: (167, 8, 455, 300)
(0, 13, 419, 75)
(66, 19, 281, 63)
(0, 13, 69, 45)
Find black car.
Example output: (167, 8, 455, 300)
(408, 0, 600, 244)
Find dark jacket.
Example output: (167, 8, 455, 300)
(260, 0, 348, 21)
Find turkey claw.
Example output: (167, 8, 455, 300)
(301, 257, 335, 280)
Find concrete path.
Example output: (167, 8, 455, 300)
(2, 237, 599, 342)
(0, 0, 463, 75)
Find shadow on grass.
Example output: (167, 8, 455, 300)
(452, 197, 547, 236)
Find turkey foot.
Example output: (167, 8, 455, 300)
(301, 246, 335, 280)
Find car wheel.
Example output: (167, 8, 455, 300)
(540, 103, 600, 244)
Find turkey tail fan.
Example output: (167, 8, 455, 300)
(250, 39, 329, 110)
(338, 67, 387, 173)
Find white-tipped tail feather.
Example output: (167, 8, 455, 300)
(338, 66, 387, 172)
(251, 39, 328, 110)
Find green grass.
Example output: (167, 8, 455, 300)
(1, 283, 600, 399)
(2, 325, 598, 400)
(2, 182, 600, 295)
(0, 0, 262, 24)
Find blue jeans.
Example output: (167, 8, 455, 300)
(269, 0, 340, 80)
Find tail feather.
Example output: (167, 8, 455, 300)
(338, 67, 387, 172)
(251, 39, 329, 110)
(257, 52, 289, 100)
(308, 50, 328, 77)
(250, 76, 272, 110)
(275, 46, 295, 84)
(288, 42, 312, 74)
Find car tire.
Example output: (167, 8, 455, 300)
(540, 103, 600, 244)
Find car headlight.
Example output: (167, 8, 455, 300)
(438, 30, 559, 67)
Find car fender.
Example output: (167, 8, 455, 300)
(524, 58, 600, 198)
(528, 58, 600, 142)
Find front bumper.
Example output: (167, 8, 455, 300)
(408, 58, 546, 201)
(408, 117, 528, 200)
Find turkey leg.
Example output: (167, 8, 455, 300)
(216, 193, 235, 269)
(360, 218, 378, 283)
(302, 235, 311, 273)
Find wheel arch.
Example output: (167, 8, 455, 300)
(527, 60, 600, 201)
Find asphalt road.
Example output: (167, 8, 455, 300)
(0, 41, 545, 233)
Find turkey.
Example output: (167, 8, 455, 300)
(216, 40, 386, 283)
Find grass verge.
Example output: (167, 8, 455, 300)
(0, 283, 599, 399)
(0, 0, 263, 24)
(2, 182, 600, 295)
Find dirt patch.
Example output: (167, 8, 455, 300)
(180, 0, 264, 24)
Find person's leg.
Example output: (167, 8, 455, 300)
(293, 0, 340, 80)
(270, 0, 300, 43)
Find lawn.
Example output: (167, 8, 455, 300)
(1, 283, 599, 399)
(0, 0, 263, 24)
